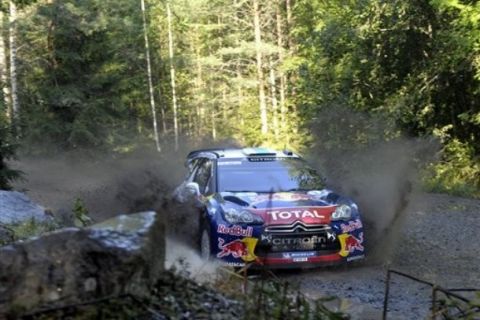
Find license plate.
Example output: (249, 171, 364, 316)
(293, 257, 308, 262)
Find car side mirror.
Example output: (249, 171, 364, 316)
(185, 182, 200, 197)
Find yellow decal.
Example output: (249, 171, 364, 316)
(240, 237, 258, 262)
(338, 234, 350, 257)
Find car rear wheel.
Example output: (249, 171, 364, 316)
(200, 226, 212, 261)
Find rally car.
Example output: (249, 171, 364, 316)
(173, 147, 365, 268)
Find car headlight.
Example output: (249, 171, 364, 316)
(331, 204, 352, 221)
(223, 208, 263, 224)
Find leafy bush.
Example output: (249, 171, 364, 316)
(424, 139, 480, 198)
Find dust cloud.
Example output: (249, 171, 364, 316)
(10, 138, 238, 275)
(306, 106, 439, 262)
(165, 237, 221, 281)
(12, 138, 238, 220)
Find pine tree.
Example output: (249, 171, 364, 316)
(0, 123, 21, 190)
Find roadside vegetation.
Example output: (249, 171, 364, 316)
(0, 124, 21, 190)
(23, 265, 348, 320)
(0, 218, 59, 246)
(0, 198, 91, 246)
(0, 1, 479, 196)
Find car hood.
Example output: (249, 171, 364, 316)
(220, 190, 337, 225)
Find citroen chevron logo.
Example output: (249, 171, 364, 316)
(266, 222, 330, 233)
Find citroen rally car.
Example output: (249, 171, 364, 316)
(173, 148, 365, 268)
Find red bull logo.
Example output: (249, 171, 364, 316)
(217, 224, 253, 237)
(218, 238, 248, 258)
(338, 232, 364, 257)
(217, 237, 258, 262)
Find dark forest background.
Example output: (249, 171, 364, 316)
(1, 0, 479, 197)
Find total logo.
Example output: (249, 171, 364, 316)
(266, 209, 327, 221)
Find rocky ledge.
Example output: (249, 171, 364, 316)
(0, 211, 165, 317)
(0, 191, 51, 225)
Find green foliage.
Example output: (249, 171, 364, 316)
(0, 217, 59, 245)
(73, 198, 92, 227)
(17, 0, 150, 153)
(292, 0, 480, 197)
(424, 139, 480, 198)
(3, 0, 480, 196)
(0, 0, 38, 12)
(0, 123, 22, 190)
(244, 280, 348, 320)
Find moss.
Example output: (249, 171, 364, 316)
(0, 218, 60, 246)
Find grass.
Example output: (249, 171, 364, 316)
(0, 218, 60, 246)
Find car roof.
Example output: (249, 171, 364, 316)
(186, 147, 300, 161)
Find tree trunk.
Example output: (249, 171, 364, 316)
(141, 0, 161, 152)
(0, 11, 11, 122)
(167, 1, 179, 150)
(194, 39, 203, 137)
(158, 88, 167, 135)
(276, 6, 287, 135)
(211, 107, 216, 141)
(284, 0, 297, 118)
(268, 59, 279, 140)
(154, 17, 167, 136)
(253, 0, 268, 135)
(222, 87, 227, 122)
(8, 1, 19, 129)
(285, 0, 293, 50)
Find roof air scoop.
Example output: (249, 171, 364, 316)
(242, 147, 277, 156)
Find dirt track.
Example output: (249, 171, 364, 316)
(12, 155, 480, 319)
(280, 193, 480, 319)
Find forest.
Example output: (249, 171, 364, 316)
(0, 0, 479, 197)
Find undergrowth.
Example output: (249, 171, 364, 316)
(22, 265, 349, 320)
(424, 139, 480, 199)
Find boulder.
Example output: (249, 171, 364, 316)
(0, 211, 165, 317)
(0, 191, 51, 224)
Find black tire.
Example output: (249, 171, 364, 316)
(199, 222, 213, 261)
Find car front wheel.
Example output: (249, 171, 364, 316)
(200, 226, 212, 261)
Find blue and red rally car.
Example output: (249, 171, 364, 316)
(173, 148, 365, 268)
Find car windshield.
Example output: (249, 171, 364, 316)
(217, 158, 325, 192)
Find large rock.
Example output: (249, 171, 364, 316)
(0, 190, 51, 224)
(0, 211, 165, 317)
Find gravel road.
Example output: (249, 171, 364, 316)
(279, 193, 480, 319)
